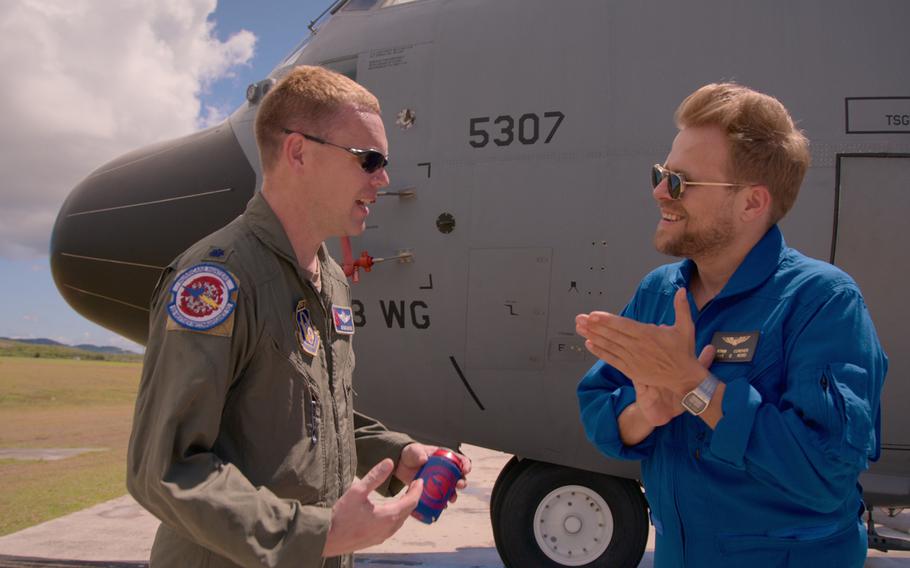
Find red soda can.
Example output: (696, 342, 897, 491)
(411, 448, 464, 524)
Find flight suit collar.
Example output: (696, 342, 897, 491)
(243, 192, 348, 291)
(244, 192, 299, 266)
(676, 224, 785, 299)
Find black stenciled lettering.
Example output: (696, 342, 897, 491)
(468, 111, 565, 148)
(493, 115, 514, 146)
(544, 111, 565, 143)
(351, 299, 366, 327)
(410, 301, 430, 329)
(518, 113, 539, 144)
(469, 117, 490, 148)
(380, 300, 407, 328)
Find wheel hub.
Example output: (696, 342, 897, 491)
(564, 515, 582, 534)
(533, 484, 613, 566)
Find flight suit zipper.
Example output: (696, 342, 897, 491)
(305, 375, 321, 448)
(308, 277, 347, 498)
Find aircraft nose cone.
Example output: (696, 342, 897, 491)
(50, 123, 256, 344)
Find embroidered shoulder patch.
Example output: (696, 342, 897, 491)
(331, 305, 355, 335)
(166, 263, 238, 334)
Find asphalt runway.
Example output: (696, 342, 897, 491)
(0, 444, 908, 567)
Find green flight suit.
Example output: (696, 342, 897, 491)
(127, 192, 415, 568)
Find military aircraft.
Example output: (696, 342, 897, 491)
(50, 0, 910, 566)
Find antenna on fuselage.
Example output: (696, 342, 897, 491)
(309, 0, 351, 33)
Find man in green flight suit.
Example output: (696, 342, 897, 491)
(127, 65, 471, 568)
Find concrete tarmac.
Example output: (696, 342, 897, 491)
(0, 444, 908, 567)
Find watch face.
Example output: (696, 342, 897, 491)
(682, 392, 708, 415)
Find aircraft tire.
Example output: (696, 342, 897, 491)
(490, 456, 533, 549)
(493, 461, 648, 568)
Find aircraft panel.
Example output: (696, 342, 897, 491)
(465, 247, 552, 371)
(834, 154, 910, 449)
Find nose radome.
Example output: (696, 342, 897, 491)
(50, 123, 257, 344)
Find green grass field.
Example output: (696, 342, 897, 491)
(0, 356, 142, 536)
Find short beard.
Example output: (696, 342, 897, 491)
(654, 208, 735, 259)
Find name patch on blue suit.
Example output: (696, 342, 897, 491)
(710, 330, 760, 362)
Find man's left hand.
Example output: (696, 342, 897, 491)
(577, 288, 706, 392)
(394, 444, 471, 502)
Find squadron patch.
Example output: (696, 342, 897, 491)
(296, 300, 320, 357)
(167, 264, 238, 333)
(331, 305, 355, 335)
(710, 330, 760, 362)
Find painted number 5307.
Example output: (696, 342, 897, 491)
(469, 111, 565, 148)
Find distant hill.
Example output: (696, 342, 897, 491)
(0, 337, 136, 354)
(2, 337, 66, 347)
(73, 343, 137, 355)
(0, 338, 143, 362)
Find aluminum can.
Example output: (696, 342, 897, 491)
(411, 448, 464, 524)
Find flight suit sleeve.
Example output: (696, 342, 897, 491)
(706, 285, 887, 513)
(578, 362, 657, 460)
(353, 411, 416, 496)
(127, 265, 331, 568)
(577, 296, 659, 461)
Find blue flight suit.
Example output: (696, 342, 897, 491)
(577, 226, 887, 567)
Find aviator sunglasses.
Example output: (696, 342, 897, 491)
(651, 163, 745, 199)
(283, 128, 389, 173)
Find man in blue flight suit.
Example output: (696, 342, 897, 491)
(576, 83, 887, 566)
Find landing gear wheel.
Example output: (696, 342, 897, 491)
(492, 461, 648, 568)
(490, 456, 532, 549)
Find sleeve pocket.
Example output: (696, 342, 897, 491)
(825, 362, 875, 462)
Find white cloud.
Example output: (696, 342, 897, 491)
(199, 103, 231, 129)
(0, 0, 256, 258)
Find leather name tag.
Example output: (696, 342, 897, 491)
(710, 331, 760, 362)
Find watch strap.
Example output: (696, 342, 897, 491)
(682, 373, 720, 415)
(695, 373, 720, 401)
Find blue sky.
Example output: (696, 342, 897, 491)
(0, 0, 329, 352)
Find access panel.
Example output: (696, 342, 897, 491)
(834, 155, 910, 448)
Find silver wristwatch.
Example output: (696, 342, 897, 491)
(681, 373, 720, 416)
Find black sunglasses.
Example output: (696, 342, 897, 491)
(651, 164, 744, 199)
(283, 128, 389, 173)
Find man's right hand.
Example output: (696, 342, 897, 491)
(322, 458, 423, 558)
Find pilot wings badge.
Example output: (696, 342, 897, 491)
(722, 336, 750, 346)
